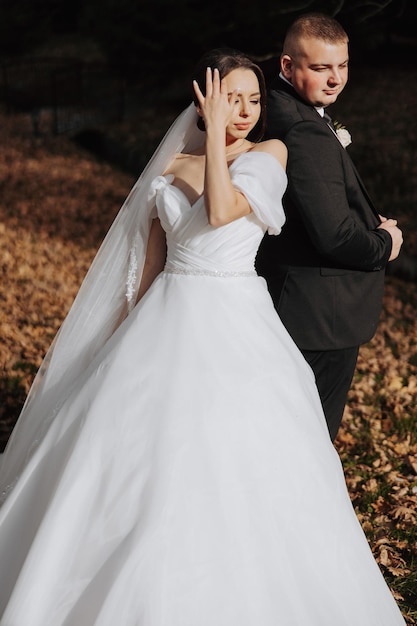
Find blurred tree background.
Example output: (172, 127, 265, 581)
(1, 0, 416, 174)
(0, 0, 416, 101)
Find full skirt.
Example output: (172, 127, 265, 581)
(0, 273, 405, 625)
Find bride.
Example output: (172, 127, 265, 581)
(0, 48, 405, 625)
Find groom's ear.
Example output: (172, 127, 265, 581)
(280, 54, 293, 80)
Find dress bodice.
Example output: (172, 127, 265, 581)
(150, 151, 287, 275)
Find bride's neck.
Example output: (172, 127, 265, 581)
(184, 138, 252, 158)
(225, 139, 247, 154)
(225, 138, 254, 157)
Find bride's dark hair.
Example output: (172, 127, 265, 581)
(192, 47, 267, 142)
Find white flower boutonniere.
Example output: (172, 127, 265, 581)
(334, 120, 352, 148)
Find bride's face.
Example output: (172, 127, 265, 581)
(223, 68, 261, 142)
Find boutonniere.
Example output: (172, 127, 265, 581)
(333, 120, 352, 148)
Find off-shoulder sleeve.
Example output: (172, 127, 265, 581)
(147, 174, 175, 220)
(229, 151, 287, 235)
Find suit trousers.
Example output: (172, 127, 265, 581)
(301, 346, 359, 441)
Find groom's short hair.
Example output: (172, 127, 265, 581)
(283, 12, 349, 59)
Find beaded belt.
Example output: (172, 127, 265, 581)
(164, 267, 257, 278)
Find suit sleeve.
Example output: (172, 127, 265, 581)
(284, 120, 392, 271)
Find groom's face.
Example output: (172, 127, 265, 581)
(281, 37, 349, 108)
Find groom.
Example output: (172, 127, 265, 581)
(256, 12, 403, 441)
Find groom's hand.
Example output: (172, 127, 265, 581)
(377, 218, 403, 261)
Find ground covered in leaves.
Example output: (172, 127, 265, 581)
(1, 64, 417, 622)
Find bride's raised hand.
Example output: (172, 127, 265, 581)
(193, 67, 235, 131)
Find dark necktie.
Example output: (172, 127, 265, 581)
(323, 111, 334, 129)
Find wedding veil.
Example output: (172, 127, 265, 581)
(0, 103, 204, 502)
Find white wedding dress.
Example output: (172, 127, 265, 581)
(0, 150, 405, 625)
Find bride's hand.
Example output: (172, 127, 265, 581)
(193, 67, 235, 131)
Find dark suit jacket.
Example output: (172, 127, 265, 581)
(256, 77, 393, 351)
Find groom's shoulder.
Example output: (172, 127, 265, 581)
(267, 86, 305, 131)
(268, 80, 302, 109)
(267, 82, 317, 127)
(268, 86, 296, 112)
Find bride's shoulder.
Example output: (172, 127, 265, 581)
(250, 139, 287, 170)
